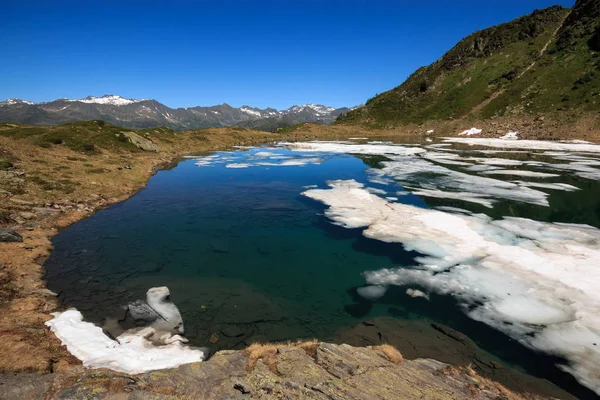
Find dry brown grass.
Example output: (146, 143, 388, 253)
(442, 364, 534, 400)
(372, 344, 404, 364)
(243, 339, 319, 372)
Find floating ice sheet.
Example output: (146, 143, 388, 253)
(443, 138, 600, 153)
(283, 141, 426, 156)
(371, 155, 551, 206)
(302, 180, 600, 395)
(480, 169, 560, 178)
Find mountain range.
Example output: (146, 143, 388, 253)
(338, 0, 599, 127)
(0, 95, 350, 131)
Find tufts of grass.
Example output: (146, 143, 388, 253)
(243, 339, 318, 372)
(372, 344, 403, 364)
(442, 364, 532, 400)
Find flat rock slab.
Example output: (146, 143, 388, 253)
(1, 343, 541, 400)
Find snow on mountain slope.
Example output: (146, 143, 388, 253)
(67, 95, 142, 106)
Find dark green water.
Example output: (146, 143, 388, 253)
(44, 144, 600, 399)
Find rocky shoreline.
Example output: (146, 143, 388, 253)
(1, 122, 597, 399)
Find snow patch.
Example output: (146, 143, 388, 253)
(458, 127, 482, 136)
(68, 95, 141, 106)
(45, 309, 205, 374)
(499, 131, 519, 140)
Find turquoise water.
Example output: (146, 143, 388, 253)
(44, 144, 600, 398)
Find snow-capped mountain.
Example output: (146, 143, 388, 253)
(66, 95, 143, 106)
(0, 98, 34, 106)
(0, 95, 349, 131)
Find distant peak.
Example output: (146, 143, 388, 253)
(0, 98, 34, 105)
(68, 95, 143, 106)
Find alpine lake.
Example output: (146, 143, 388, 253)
(44, 137, 600, 399)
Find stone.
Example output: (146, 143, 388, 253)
(122, 131, 160, 152)
(0, 228, 22, 242)
(19, 212, 35, 220)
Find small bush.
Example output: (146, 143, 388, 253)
(82, 143, 95, 152)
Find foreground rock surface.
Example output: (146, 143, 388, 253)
(0, 343, 551, 399)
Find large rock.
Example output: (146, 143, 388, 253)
(0, 228, 23, 242)
(0, 343, 546, 399)
(122, 131, 160, 152)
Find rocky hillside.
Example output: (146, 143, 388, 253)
(338, 0, 600, 127)
(0, 96, 346, 131)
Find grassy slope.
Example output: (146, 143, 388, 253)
(338, 1, 599, 127)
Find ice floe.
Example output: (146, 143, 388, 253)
(406, 288, 429, 300)
(283, 141, 426, 156)
(511, 181, 580, 191)
(406, 188, 496, 208)
(45, 309, 206, 374)
(443, 138, 600, 153)
(303, 180, 600, 394)
(357, 285, 387, 301)
(480, 169, 560, 178)
(371, 155, 551, 206)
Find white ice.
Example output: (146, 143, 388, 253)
(443, 138, 600, 153)
(45, 309, 205, 374)
(480, 169, 560, 178)
(283, 141, 426, 156)
(302, 180, 600, 394)
(512, 181, 579, 191)
(357, 285, 387, 301)
(408, 188, 496, 208)
(406, 288, 429, 300)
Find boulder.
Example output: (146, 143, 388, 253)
(0, 228, 23, 242)
(122, 131, 160, 152)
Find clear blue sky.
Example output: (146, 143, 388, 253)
(0, 0, 573, 110)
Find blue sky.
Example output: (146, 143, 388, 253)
(1, 0, 573, 109)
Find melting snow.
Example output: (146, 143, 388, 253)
(499, 131, 519, 140)
(458, 127, 482, 136)
(303, 180, 600, 394)
(45, 310, 205, 374)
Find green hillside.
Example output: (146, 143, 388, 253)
(338, 0, 600, 127)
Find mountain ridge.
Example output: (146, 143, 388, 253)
(337, 0, 600, 128)
(0, 95, 348, 131)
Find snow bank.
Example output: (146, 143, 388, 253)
(303, 180, 600, 394)
(458, 128, 482, 136)
(499, 131, 519, 140)
(45, 310, 205, 374)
